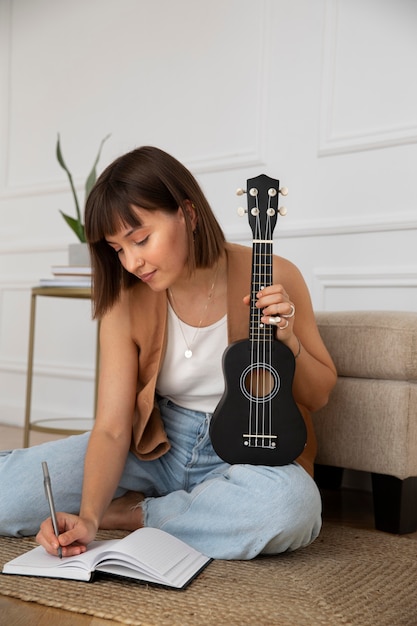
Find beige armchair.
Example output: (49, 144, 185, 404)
(313, 310, 417, 534)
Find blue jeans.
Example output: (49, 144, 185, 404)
(0, 399, 321, 559)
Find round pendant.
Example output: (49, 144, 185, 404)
(184, 349, 193, 359)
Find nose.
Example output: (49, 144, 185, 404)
(123, 249, 144, 275)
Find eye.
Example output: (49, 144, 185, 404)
(106, 242, 123, 255)
(107, 244, 122, 254)
(135, 235, 149, 247)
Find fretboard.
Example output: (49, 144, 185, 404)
(249, 240, 274, 343)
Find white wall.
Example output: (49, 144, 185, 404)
(1, 0, 416, 429)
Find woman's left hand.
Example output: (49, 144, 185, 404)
(257, 284, 295, 337)
(243, 284, 295, 340)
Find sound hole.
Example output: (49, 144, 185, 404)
(244, 367, 275, 398)
(240, 364, 280, 402)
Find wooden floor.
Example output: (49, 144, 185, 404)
(1, 424, 416, 625)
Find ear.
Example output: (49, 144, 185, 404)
(182, 199, 198, 231)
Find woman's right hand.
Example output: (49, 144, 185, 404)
(36, 513, 98, 557)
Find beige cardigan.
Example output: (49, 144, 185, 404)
(126, 242, 316, 477)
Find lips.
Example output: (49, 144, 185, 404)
(138, 270, 156, 283)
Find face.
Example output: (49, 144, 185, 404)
(105, 206, 192, 291)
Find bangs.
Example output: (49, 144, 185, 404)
(85, 181, 165, 244)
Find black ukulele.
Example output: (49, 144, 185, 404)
(209, 174, 307, 466)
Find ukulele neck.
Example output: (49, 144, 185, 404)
(249, 239, 274, 343)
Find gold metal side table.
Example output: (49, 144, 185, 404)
(23, 286, 100, 447)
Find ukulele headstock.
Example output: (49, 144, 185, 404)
(237, 174, 288, 240)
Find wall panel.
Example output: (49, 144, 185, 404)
(319, 0, 417, 155)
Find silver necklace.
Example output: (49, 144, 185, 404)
(169, 265, 219, 359)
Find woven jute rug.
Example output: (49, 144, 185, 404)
(0, 522, 416, 626)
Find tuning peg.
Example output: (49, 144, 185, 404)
(237, 207, 247, 216)
(236, 188, 246, 196)
(279, 207, 287, 216)
(279, 186, 288, 196)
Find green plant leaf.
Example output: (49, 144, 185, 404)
(85, 133, 111, 199)
(60, 211, 86, 242)
(56, 133, 110, 242)
(56, 134, 82, 224)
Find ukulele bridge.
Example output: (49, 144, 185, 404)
(243, 434, 277, 449)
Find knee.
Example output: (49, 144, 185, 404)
(261, 467, 322, 554)
(262, 510, 322, 555)
(216, 463, 321, 558)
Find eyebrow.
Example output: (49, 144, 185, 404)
(105, 226, 143, 244)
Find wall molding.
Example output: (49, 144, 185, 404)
(318, 0, 417, 156)
(185, 148, 265, 176)
(0, 238, 68, 257)
(225, 209, 417, 243)
(0, 356, 95, 382)
(313, 265, 417, 309)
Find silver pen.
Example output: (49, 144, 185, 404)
(41, 461, 62, 558)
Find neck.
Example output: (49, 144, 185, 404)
(170, 258, 223, 297)
(168, 256, 226, 327)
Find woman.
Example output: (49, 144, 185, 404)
(0, 146, 336, 559)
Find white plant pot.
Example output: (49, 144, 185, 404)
(68, 242, 90, 266)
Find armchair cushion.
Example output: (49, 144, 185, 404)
(313, 311, 417, 480)
(316, 310, 417, 381)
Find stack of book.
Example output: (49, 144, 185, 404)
(39, 266, 92, 288)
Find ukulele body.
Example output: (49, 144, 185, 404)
(209, 337, 307, 466)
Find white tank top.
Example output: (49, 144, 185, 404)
(156, 302, 228, 413)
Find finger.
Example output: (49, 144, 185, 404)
(281, 303, 295, 319)
(266, 317, 289, 330)
(257, 293, 287, 309)
(36, 525, 61, 556)
(257, 284, 286, 298)
(60, 541, 88, 557)
(38, 516, 60, 543)
(267, 316, 281, 325)
(256, 290, 291, 315)
(58, 525, 89, 548)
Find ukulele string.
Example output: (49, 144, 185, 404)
(249, 198, 259, 446)
(251, 191, 275, 448)
(265, 192, 274, 446)
(254, 196, 262, 445)
(256, 200, 267, 447)
(251, 191, 269, 447)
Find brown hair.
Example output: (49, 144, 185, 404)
(85, 146, 225, 318)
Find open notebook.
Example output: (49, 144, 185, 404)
(2, 527, 212, 590)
